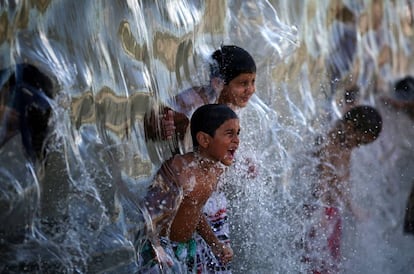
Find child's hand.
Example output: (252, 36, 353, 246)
(220, 245, 233, 264)
(154, 245, 174, 267)
(161, 109, 176, 140)
(211, 243, 233, 264)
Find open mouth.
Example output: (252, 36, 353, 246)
(240, 97, 250, 103)
(225, 147, 237, 161)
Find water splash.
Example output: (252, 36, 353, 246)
(1, 0, 414, 273)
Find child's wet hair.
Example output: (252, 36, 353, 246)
(190, 104, 238, 148)
(210, 45, 256, 84)
(343, 105, 382, 139)
(394, 75, 414, 101)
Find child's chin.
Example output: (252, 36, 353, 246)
(222, 159, 233, 166)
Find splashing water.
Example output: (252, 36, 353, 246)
(1, 0, 414, 273)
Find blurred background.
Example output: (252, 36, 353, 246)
(0, 0, 413, 273)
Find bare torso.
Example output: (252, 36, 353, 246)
(150, 152, 223, 242)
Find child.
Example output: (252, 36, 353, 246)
(0, 64, 54, 161)
(145, 44, 256, 153)
(382, 75, 414, 120)
(304, 105, 382, 274)
(144, 45, 256, 273)
(140, 104, 240, 273)
(381, 76, 414, 235)
(0, 64, 55, 240)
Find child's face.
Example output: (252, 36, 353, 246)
(206, 118, 240, 166)
(345, 124, 378, 147)
(356, 132, 377, 145)
(221, 72, 256, 108)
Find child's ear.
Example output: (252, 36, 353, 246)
(196, 131, 210, 148)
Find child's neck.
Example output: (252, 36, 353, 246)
(217, 94, 240, 112)
(217, 100, 240, 112)
(194, 150, 223, 172)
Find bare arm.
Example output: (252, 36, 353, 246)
(143, 104, 189, 141)
(144, 86, 213, 143)
(197, 214, 233, 264)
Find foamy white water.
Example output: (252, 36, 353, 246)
(0, 1, 413, 273)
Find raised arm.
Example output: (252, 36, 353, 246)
(143, 104, 189, 141)
(144, 86, 213, 143)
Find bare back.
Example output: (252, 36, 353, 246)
(315, 123, 353, 208)
(317, 140, 352, 206)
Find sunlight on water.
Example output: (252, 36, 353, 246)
(1, 0, 414, 273)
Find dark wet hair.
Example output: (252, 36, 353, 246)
(190, 104, 238, 148)
(210, 45, 256, 84)
(2, 64, 55, 160)
(343, 105, 382, 140)
(394, 76, 414, 101)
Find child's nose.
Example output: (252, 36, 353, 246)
(246, 83, 255, 94)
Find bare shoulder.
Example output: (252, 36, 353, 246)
(169, 153, 213, 192)
(169, 153, 195, 168)
(166, 153, 197, 181)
